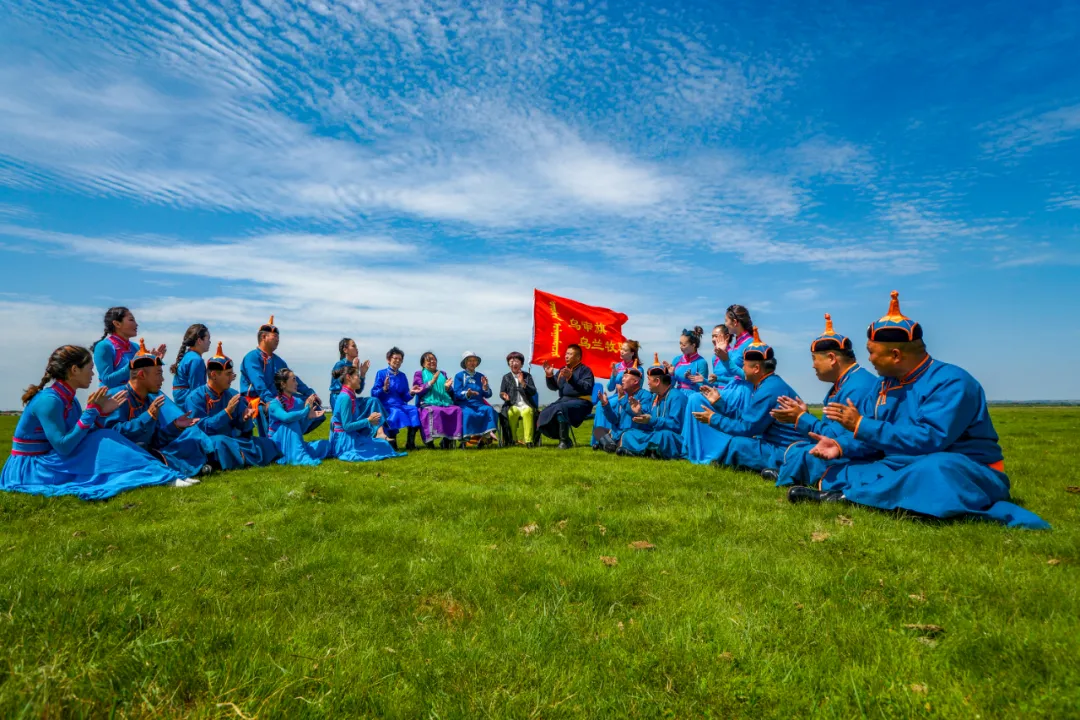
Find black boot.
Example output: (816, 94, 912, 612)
(760, 468, 779, 483)
(787, 486, 847, 504)
(387, 435, 399, 452)
(440, 438, 452, 450)
(405, 428, 418, 451)
(557, 420, 573, 450)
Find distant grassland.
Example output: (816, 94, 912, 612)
(0, 407, 1077, 718)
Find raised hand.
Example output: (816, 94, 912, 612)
(305, 394, 318, 407)
(308, 406, 325, 419)
(542, 361, 554, 376)
(242, 404, 258, 422)
(152, 343, 167, 359)
(360, 359, 370, 376)
(383, 374, 391, 392)
(352, 356, 361, 369)
(367, 412, 382, 424)
(97, 389, 128, 415)
(808, 432, 842, 460)
(629, 397, 642, 415)
(86, 387, 107, 409)
(770, 395, 808, 425)
(700, 385, 721, 406)
(661, 360, 672, 371)
(688, 372, 705, 384)
(444, 378, 454, 391)
(615, 385, 625, 398)
(707, 373, 718, 384)
(632, 414, 651, 424)
(557, 367, 572, 382)
(822, 399, 861, 432)
(410, 384, 424, 395)
(226, 394, 242, 416)
(174, 413, 199, 429)
(481, 376, 489, 390)
(598, 391, 609, 407)
(147, 395, 166, 420)
(692, 403, 715, 425)
(500, 392, 510, 402)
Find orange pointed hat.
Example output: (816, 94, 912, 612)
(811, 313, 853, 353)
(258, 314, 278, 334)
(206, 341, 234, 371)
(867, 291, 922, 342)
(743, 326, 775, 362)
(130, 338, 163, 369)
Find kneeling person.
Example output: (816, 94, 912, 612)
(617, 366, 687, 459)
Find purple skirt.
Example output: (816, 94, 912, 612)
(419, 405, 463, 442)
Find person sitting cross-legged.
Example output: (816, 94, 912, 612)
(764, 314, 878, 487)
(331, 364, 406, 462)
(594, 366, 652, 453)
(616, 366, 687, 459)
(787, 292, 1049, 530)
(689, 327, 802, 474)
(185, 343, 280, 470)
(267, 368, 330, 466)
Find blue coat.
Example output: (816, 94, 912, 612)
(267, 394, 330, 466)
(821, 357, 1049, 529)
(172, 351, 206, 409)
(619, 388, 688, 459)
(372, 367, 421, 432)
(93, 335, 137, 389)
(704, 373, 804, 472)
(240, 350, 316, 403)
(102, 384, 211, 478)
(599, 388, 653, 441)
(331, 388, 405, 462)
(184, 384, 280, 469)
(670, 354, 710, 392)
(328, 359, 366, 410)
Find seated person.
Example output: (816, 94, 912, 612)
(103, 339, 212, 480)
(3, 345, 195, 500)
(329, 337, 369, 409)
(185, 343, 280, 469)
(92, 306, 166, 390)
(453, 351, 499, 448)
(412, 352, 462, 449)
(240, 316, 322, 436)
(616, 366, 687, 459)
(594, 340, 641, 447)
(372, 346, 422, 451)
(537, 344, 595, 450)
(499, 352, 539, 447)
(689, 328, 802, 473)
(788, 292, 1049, 530)
(594, 367, 652, 453)
(664, 327, 710, 392)
(765, 314, 877, 486)
(170, 323, 211, 409)
(267, 368, 330, 466)
(332, 365, 405, 462)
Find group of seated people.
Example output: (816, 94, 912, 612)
(0, 296, 1050, 529)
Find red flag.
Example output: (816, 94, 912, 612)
(531, 289, 629, 378)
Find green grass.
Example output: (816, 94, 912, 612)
(0, 408, 1077, 718)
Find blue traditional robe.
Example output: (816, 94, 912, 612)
(2, 381, 184, 499)
(240, 349, 322, 436)
(776, 364, 878, 487)
(371, 367, 421, 433)
(331, 387, 405, 462)
(670, 353, 710, 392)
(599, 388, 653, 442)
(817, 357, 1048, 529)
(93, 335, 137, 389)
(171, 350, 206, 409)
(453, 370, 499, 436)
(593, 361, 641, 446)
(619, 388, 689, 459)
(267, 394, 331, 466)
(681, 383, 748, 465)
(102, 383, 212, 478)
(713, 332, 753, 386)
(184, 384, 280, 470)
(700, 373, 804, 472)
(328, 359, 366, 410)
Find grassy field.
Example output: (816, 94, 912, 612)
(0, 408, 1077, 718)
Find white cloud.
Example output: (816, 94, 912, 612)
(981, 102, 1080, 159)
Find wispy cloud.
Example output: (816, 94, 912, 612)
(981, 102, 1080, 159)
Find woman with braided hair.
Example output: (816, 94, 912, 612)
(169, 324, 210, 409)
(92, 306, 166, 390)
(2, 346, 197, 499)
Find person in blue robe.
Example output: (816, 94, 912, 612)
(787, 292, 1049, 530)
(331, 364, 405, 462)
(102, 339, 213, 479)
(185, 343, 281, 470)
(537, 344, 596, 450)
(617, 366, 688, 459)
(91, 306, 166, 390)
(689, 328, 803, 472)
(329, 337, 370, 410)
(593, 340, 642, 448)
(594, 367, 653, 453)
(267, 368, 331, 466)
(239, 316, 322, 437)
(2, 345, 195, 500)
(665, 327, 710, 393)
(169, 324, 210, 409)
(764, 314, 878, 487)
(371, 346, 422, 451)
(453, 351, 500, 447)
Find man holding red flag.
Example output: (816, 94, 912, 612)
(537, 344, 595, 449)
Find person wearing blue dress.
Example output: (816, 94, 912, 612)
(454, 351, 500, 447)
(102, 339, 213, 479)
(2, 345, 195, 500)
(331, 364, 405, 462)
(594, 367, 652, 453)
(267, 369, 331, 466)
(372, 347, 422, 451)
(239, 316, 322, 437)
(92, 306, 166, 390)
(689, 328, 803, 473)
(593, 340, 642, 448)
(764, 315, 878, 487)
(788, 292, 1049, 530)
(665, 326, 710, 393)
(169, 324, 210, 409)
(329, 337, 370, 410)
(617, 366, 688, 459)
(185, 343, 281, 470)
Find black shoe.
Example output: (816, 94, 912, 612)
(388, 437, 399, 452)
(760, 468, 779, 483)
(615, 447, 630, 457)
(787, 487, 847, 504)
(557, 420, 573, 450)
(440, 438, 451, 450)
(424, 441, 435, 450)
(405, 428, 418, 451)
(197, 464, 214, 477)
(604, 442, 618, 454)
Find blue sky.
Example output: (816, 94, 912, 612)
(1, 0, 1078, 408)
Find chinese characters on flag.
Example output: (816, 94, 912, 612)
(530, 289, 629, 378)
